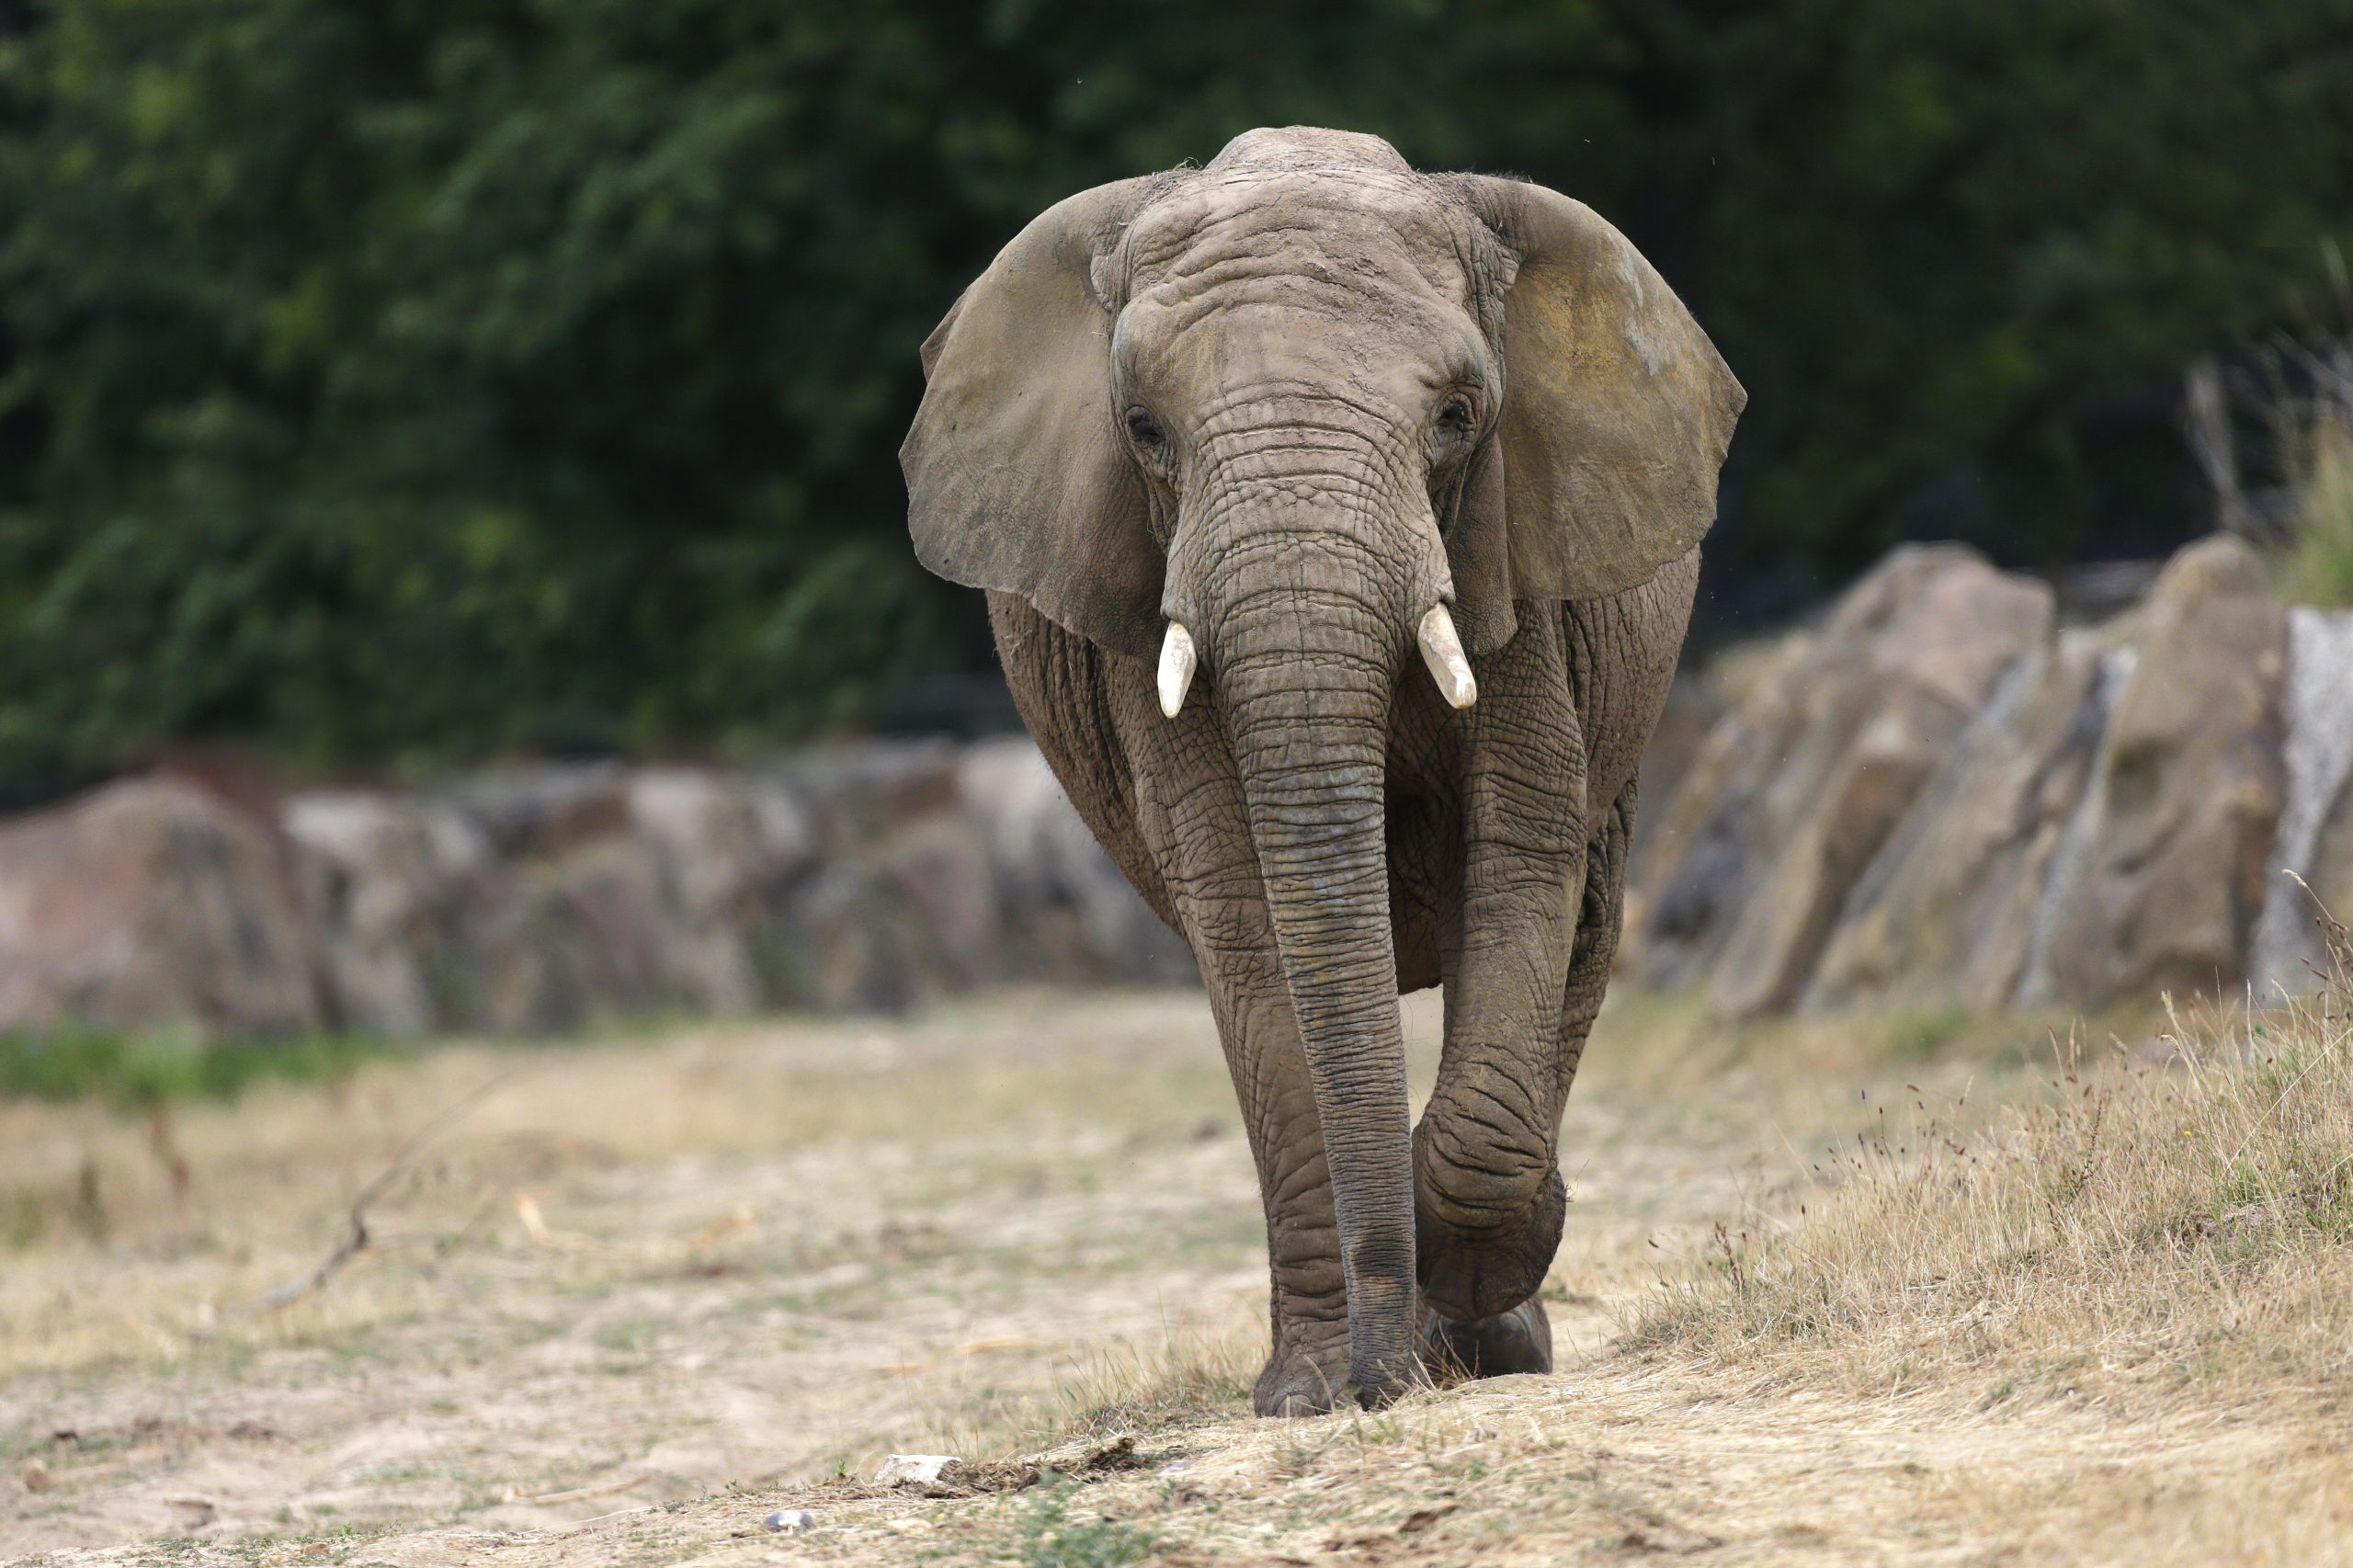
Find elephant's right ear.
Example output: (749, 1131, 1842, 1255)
(901, 178, 1164, 660)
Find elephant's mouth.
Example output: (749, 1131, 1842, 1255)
(1152, 602, 1474, 720)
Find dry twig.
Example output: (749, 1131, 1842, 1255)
(202, 1067, 527, 1332)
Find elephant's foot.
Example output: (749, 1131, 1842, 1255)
(1419, 1296, 1552, 1381)
(1253, 1319, 1432, 1414)
(1414, 1165, 1568, 1323)
(1253, 1334, 1347, 1417)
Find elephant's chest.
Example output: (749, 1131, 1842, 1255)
(1382, 672, 1468, 806)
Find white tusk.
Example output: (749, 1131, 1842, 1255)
(1417, 603, 1477, 710)
(1157, 622, 1198, 718)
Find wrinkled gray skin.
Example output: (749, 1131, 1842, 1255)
(903, 129, 1742, 1415)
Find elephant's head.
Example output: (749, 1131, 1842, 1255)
(904, 127, 1741, 1401)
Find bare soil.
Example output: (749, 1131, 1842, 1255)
(3, 988, 2341, 1565)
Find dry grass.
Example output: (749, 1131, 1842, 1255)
(913, 1299, 1265, 1466)
(1032, 1312, 1261, 1444)
(1623, 941, 2353, 1424)
(6, 981, 2350, 1564)
(0, 991, 1243, 1381)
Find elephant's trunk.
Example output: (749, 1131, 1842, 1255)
(1204, 539, 1422, 1405)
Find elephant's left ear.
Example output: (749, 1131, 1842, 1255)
(1444, 176, 1745, 615)
(902, 177, 1165, 660)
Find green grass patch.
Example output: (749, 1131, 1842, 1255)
(0, 1022, 418, 1110)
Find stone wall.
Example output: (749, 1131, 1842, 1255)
(4, 533, 2347, 1043)
(1623, 535, 2353, 1016)
(0, 738, 1193, 1040)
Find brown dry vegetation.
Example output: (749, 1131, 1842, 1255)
(1627, 981, 2353, 1414)
(2, 966, 2347, 1566)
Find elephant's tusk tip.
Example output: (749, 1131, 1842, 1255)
(1417, 604, 1477, 710)
(1158, 621, 1197, 718)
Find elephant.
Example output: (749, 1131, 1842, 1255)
(902, 127, 1742, 1415)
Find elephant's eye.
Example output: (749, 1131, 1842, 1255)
(1437, 395, 1476, 437)
(1124, 406, 1167, 450)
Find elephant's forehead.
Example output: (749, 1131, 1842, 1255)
(1124, 169, 1478, 309)
(1127, 294, 1485, 414)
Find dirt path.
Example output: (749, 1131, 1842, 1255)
(4, 991, 2343, 1565)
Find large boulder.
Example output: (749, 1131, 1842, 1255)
(0, 778, 322, 1038)
(878, 812, 1001, 988)
(628, 770, 815, 1014)
(1804, 631, 2118, 1012)
(754, 743, 980, 1012)
(2023, 536, 2288, 1006)
(287, 791, 506, 1035)
(1627, 545, 2055, 1017)
(770, 858, 938, 1014)
(420, 763, 665, 1033)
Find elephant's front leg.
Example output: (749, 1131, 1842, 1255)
(1112, 683, 1350, 1416)
(1415, 612, 1587, 1369)
(1423, 773, 1638, 1376)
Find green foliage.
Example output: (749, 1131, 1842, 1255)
(2278, 415, 2353, 607)
(2, 1, 2350, 780)
(0, 1021, 409, 1109)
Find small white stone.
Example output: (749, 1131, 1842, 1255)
(875, 1453, 960, 1485)
(763, 1508, 815, 1533)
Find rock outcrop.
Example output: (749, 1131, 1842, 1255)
(1628, 533, 2339, 1014)
(287, 791, 507, 1037)
(2022, 539, 2288, 1005)
(1805, 632, 2113, 1013)
(0, 779, 323, 1037)
(1631, 545, 2054, 1015)
(3, 742, 1193, 1041)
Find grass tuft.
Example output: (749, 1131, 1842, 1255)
(1047, 1319, 1258, 1444)
(1624, 931, 2353, 1413)
(933, 1312, 1260, 1463)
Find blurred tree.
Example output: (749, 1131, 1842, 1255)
(1, 0, 2349, 787)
